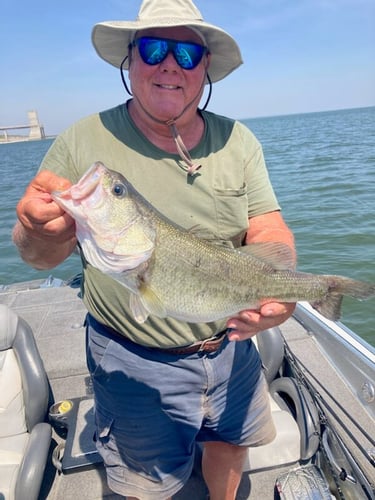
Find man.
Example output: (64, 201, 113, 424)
(13, 1, 296, 498)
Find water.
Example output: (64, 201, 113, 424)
(0, 139, 82, 283)
(1, 107, 374, 345)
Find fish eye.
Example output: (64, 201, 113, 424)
(112, 182, 127, 198)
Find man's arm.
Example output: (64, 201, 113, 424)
(12, 170, 77, 270)
(226, 210, 296, 341)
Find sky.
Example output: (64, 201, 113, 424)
(1, 0, 374, 136)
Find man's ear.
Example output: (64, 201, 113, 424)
(205, 52, 211, 71)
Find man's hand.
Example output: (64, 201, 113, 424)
(16, 170, 75, 241)
(226, 302, 296, 341)
(13, 170, 77, 269)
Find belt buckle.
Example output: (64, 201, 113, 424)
(198, 337, 212, 352)
(197, 332, 223, 353)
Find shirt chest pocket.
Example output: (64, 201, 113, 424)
(213, 183, 249, 243)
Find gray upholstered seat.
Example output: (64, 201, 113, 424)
(244, 328, 320, 471)
(0, 304, 51, 500)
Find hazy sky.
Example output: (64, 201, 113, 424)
(1, 0, 374, 135)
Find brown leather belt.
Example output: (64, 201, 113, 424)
(158, 333, 227, 355)
(88, 314, 227, 356)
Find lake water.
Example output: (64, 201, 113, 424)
(1, 106, 374, 345)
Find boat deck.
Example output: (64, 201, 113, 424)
(1, 278, 374, 499)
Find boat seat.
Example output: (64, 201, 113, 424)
(243, 327, 320, 471)
(0, 304, 52, 500)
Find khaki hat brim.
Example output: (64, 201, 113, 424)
(92, 19, 243, 83)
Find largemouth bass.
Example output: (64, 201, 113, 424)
(52, 162, 375, 324)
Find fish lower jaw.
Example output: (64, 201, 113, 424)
(80, 239, 151, 274)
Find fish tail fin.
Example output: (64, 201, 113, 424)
(311, 277, 375, 321)
(310, 294, 343, 321)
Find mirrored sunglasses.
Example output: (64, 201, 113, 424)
(132, 36, 208, 70)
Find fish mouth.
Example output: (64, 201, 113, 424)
(53, 162, 105, 201)
(70, 162, 106, 200)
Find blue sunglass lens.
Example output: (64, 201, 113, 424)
(138, 38, 168, 65)
(135, 37, 206, 70)
(175, 43, 205, 69)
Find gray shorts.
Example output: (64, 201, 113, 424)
(86, 315, 275, 499)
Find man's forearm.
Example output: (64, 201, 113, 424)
(246, 211, 297, 268)
(12, 221, 77, 270)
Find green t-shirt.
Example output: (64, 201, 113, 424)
(40, 103, 280, 348)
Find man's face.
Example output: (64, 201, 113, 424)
(128, 26, 210, 123)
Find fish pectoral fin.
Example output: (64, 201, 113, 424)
(141, 285, 167, 318)
(129, 293, 150, 323)
(239, 242, 295, 271)
(129, 286, 167, 323)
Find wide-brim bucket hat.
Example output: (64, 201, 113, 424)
(92, 0, 243, 83)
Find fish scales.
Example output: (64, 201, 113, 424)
(148, 228, 334, 321)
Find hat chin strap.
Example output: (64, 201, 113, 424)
(120, 56, 212, 176)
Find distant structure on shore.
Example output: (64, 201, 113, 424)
(0, 110, 46, 143)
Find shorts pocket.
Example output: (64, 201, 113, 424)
(95, 405, 114, 444)
(86, 327, 113, 378)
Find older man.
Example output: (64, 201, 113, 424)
(13, 1, 296, 499)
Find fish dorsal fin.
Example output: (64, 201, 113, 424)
(239, 242, 295, 271)
(129, 285, 167, 324)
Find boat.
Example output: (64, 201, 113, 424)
(0, 274, 374, 499)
